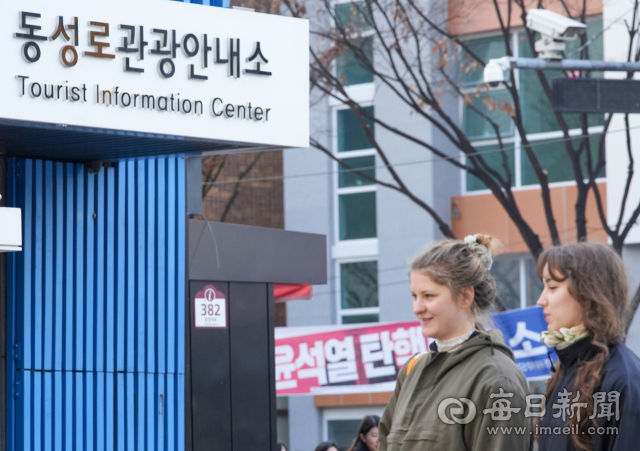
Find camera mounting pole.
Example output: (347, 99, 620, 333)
(483, 56, 640, 87)
(491, 57, 640, 73)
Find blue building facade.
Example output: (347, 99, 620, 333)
(3, 1, 234, 449)
(6, 158, 186, 451)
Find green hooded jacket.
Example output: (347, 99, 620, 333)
(379, 329, 532, 451)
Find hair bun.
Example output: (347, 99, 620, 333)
(463, 234, 503, 270)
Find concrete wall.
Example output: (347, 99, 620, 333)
(284, 98, 336, 328)
(287, 396, 323, 451)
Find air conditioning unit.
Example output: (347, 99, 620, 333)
(0, 207, 22, 252)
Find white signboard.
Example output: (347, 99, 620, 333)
(194, 285, 227, 329)
(0, 0, 309, 149)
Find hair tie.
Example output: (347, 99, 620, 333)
(463, 235, 493, 270)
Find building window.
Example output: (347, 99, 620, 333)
(328, 419, 361, 451)
(339, 261, 379, 324)
(335, 1, 373, 30)
(337, 37, 374, 85)
(461, 35, 509, 87)
(323, 407, 385, 451)
(462, 19, 606, 193)
(462, 90, 514, 140)
(465, 142, 516, 192)
(339, 191, 377, 240)
(335, 107, 377, 243)
(520, 134, 604, 185)
(334, 1, 374, 87)
(491, 256, 543, 310)
(338, 155, 375, 187)
(337, 107, 375, 152)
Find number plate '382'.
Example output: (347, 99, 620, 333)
(194, 285, 226, 328)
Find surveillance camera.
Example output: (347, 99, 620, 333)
(483, 57, 511, 86)
(526, 9, 586, 40)
(526, 9, 586, 59)
(483, 61, 504, 87)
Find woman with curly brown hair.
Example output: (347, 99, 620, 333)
(379, 234, 531, 451)
(536, 242, 640, 451)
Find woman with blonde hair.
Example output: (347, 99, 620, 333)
(536, 242, 640, 451)
(379, 234, 531, 451)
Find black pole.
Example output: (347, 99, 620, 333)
(0, 152, 8, 451)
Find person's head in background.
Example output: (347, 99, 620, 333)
(314, 441, 338, 451)
(346, 415, 380, 451)
(277, 441, 288, 451)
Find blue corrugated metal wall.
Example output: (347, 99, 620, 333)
(172, 0, 230, 7)
(6, 157, 186, 451)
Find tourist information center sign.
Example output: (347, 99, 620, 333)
(0, 0, 309, 149)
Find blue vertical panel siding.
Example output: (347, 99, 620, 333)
(6, 157, 186, 451)
(170, 1, 231, 11)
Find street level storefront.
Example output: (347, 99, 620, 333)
(0, 0, 309, 450)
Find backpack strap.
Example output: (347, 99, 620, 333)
(406, 352, 428, 376)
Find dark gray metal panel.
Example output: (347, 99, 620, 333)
(185, 157, 203, 216)
(229, 282, 273, 451)
(184, 277, 193, 451)
(188, 219, 327, 284)
(267, 283, 277, 451)
(552, 78, 640, 113)
(0, 155, 6, 451)
(189, 281, 232, 451)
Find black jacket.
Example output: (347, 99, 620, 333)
(538, 338, 640, 451)
(349, 443, 370, 451)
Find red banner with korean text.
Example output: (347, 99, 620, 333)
(274, 322, 429, 396)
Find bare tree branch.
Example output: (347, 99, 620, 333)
(311, 137, 456, 237)
(626, 286, 640, 334)
(219, 152, 264, 223)
(202, 155, 228, 198)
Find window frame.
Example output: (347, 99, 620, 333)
(330, 2, 377, 324)
(491, 254, 543, 309)
(331, 103, 379, 325)
(335, 257, 380, 325)
(331, 102, 380, 324)
(332, 104, 378, 245)
(323, 406, 385, 449)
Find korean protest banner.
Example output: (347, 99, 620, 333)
(274, 322, 429, 395)
(491, 306, 554, 380)
(275, 307, 554, 396)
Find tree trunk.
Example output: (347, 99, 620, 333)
(625, 283, 640, 336)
